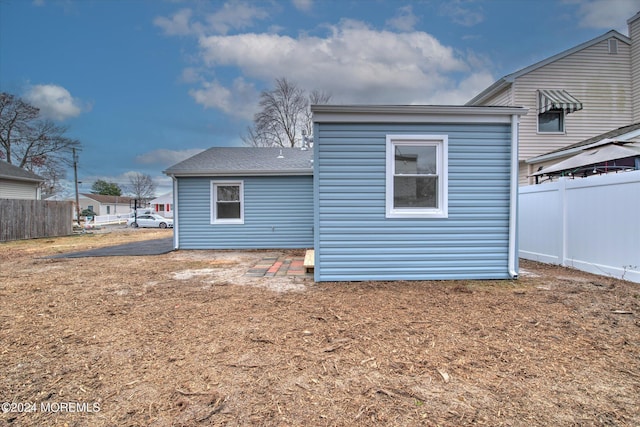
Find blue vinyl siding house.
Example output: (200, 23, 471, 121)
(165, 148, 314, 250)
(165, 105, 526, 282)
(311, 105, 526, 282)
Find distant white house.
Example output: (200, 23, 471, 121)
(150, 193, 173, 218)
(79, 193, 134, 216)
(0, 160, 44, 200)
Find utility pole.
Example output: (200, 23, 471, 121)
(73, 148, 81, 224)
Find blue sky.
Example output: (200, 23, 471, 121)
(1, 0, 639, 196)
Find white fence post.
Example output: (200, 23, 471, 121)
(559, 177, 567, 267)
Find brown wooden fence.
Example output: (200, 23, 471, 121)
(0, 199, 74, 242)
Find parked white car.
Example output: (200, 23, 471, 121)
(127, 214, 173, 229)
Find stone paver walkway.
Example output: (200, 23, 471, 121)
(246, 255, 312, 277)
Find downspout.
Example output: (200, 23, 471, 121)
(172, 175, 179, 250)
(508, 114, 519, 279)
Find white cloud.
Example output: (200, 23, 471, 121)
(154, 8, 197, 36)
(570, 0, 640, 31)
(135, 148, 206, 166)
(292, 0, 313, 12)
(189, 77, 258, 119)
(194, 19, 489, 105)
(155, 2, 269, 36)
(180, 67, 203, 84)
(206, 1, 268, 34)
(24, 84, 85, 121)
(440, 1, 484, 27)
(429, 71, 496, 105)
(386, 5, 419, 32)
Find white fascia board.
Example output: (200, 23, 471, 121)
(312, 105, 527, 124)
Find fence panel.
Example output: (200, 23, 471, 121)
(519, 171, 640, 283)
(0, 199, 74, 242)
(92, 213, 130, 226)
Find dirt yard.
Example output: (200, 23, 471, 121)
(1, 228, 638, 426)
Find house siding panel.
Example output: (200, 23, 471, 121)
(514, 38, 633, 161)
(0, 179, 39, 200)
(630, 16, 640, 122)
(177, 175, 313, 249)
(482, 86, 512, 106)
(314, 123, 513, 281)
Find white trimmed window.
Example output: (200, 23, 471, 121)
(386, 135, 448, 219)
(211, 181, 244, 224)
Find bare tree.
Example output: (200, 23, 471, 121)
(243, 78, 331, 148)
(128, 172, 156, 202)
(0, 92, 80, 194)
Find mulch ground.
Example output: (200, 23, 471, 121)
(0, 229, 638, 426)
(246, 255, 313, 278)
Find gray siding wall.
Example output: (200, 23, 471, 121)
(0, 179, 40, 200)
(177, 175, 313, 249)
(630, 16, 640, 122)
(314, 123, 513, 281)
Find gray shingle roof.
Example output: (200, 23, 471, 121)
(164, 147, 313, 176)
(543, 122, 640, 155)
(0, 160, 45, 182)
(80, 194, 134, 204)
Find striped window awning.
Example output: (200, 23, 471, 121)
(538, 89, 583, 114)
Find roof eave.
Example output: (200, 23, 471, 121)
(0, 174, 45, 183)
(467, 30, 630, 106)
(527, 127, 640, 164)
(465, 78, 512, 105)
(312, 105, 527, 124)
(164, 169, 313, 177)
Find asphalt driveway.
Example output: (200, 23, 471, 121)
(48, 237, 174, 258)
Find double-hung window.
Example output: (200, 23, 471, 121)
(386, 135, 448, 218)
(211, 181, 244, 224)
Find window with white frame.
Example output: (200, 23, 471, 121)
(211, 181, 244, 224)
(386, 135, 448, 218)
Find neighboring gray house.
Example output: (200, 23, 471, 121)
(164, 147, 314, 249)
(467, 11, 640, 184)
(0, 160, 44, 200)
(166, 105, 526, 282)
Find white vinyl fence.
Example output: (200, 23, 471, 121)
(89, 213, 131, 226)
(519, 171, 640, 283)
